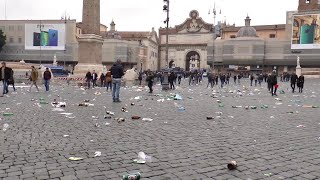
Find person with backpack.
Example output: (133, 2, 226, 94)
(297, 75, 305, 93)
(146, 71, 154, 93)
(270, 71, 278, 96)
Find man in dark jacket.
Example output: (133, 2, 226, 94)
(250, 74, 254, 86)
(290, 72, 298, 93)
(100, 73, 105, 87)
(0, 62, 12, 95)
(110, 59, 124, 102)
(168, 71, 175, 89)
(146, 71, 154, 93)
(43, 68, 52, 91)
(92, 70, 98, 88)
(85, 70, 92, 89)
(270, 71, 278, 96)
(267, 73, 272, 92)
(297, 75, 305, 93)
(220, 74, 226, 88)
(7, 68, 16, 92)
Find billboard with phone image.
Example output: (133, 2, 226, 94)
(291, 14, 320, 49)
(25, 24, 65, 50)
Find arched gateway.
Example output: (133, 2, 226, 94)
(186, 51, 200, 71)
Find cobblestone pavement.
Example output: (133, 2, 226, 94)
(1, 79, 320, 180)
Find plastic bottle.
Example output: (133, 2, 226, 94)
(122, 172, 141, 180)
(3, 123, 9, 131)
(3, 113, 14, 116)
(178, 107, 185, 112)
(250, 106, 257, 109)
(232, 106, 242, 108)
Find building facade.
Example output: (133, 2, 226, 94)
(159, 1, 320, 74)
(112, 22, 159, 71)
(159, 10, 213, 71)
(0, 19, 158, 71)
(1, 0, 320, 74)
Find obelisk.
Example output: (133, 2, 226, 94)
(74, 0, 104, 74)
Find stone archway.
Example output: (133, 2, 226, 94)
(169, 60, 174, 68)
(186, 51, 200, 71)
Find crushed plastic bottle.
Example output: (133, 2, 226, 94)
(142, 118, 153, 122)
(106, 111, 115, 115)
(178, 107, 186, 112)
(133, 152, 152, 164)
(94, 151, 101, 157)
(250, 106, 257, 109)
(3, 112, 14, 116)
(122, 172, 141, 180)
(174, 94, 183, 100)
(232, 106, 242, 108)
(3, 123, 9, 131)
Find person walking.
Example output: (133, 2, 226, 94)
(207, 73, 214, 88)
(189, 72, 193, 86)
(105, 71, 112, 91)
(168, 71, 175, 89)
(178, 74, 182, 85)
(92, 70, 98, 88)
(258, 74, 263, 86)
(270, 71, 278, 96)
(220, 74, 226, 88)
(237, 74, 241, 84)
(233, 75, 237, 84)
(85, 70, 92, 89)
(226, 74, 230, 84)
(100, 73, 105, 87)
(146, 71, 154, 93)
(43, 68, 52, 92)
(254, 75, 258, 86)
(297, 75, 304, 93)
(0, 62, 12, 96)
(290, 72, 298, 93)
(110, 59, 124, 102)
(250, 74, 254, 86)
(267, 73, 272, 92)
(29, 66, 39, 92)
(138, 72, 143, 86)
(7, 68, 16, 92)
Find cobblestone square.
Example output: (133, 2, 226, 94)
(1, 79, 320, 180)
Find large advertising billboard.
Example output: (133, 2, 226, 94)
(291, 14, 320, 49)
(25, 24, 66, 50)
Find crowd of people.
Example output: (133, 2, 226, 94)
(0, 60, 306, 100)
(0, 62, 52, 97)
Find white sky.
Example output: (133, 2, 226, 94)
(0, 0, 298, 31)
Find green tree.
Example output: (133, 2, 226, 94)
(0, 30, 6, 52)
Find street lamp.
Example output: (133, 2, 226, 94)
(161, 0, 170, 90)
(163, 0, 169, 68)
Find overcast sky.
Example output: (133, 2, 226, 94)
(0, 0, 298, 31)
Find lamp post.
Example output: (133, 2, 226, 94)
(163, 0, 169, 68)
(162, 0, 170, 90)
